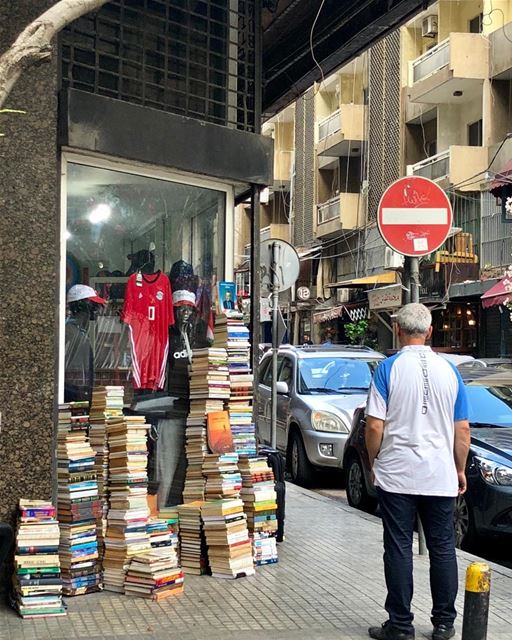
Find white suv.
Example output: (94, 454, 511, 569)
(257, 345, 384, 486)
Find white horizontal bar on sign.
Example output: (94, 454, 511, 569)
(381, 207, 448, 225)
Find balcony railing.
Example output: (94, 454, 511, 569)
(412, 38, 450, 83)
(318, 109, 341, 141)
(411, 149, 450, 181)
(317, 195, 341, 224)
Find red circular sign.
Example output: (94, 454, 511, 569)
(377, 176, 453, 257)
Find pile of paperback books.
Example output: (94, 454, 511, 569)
(103, 415, 151, 592)
(13, 500, 65, 618)
(203, 452, 242, 499)
(177, 501, 208, 575)
(124, 548, 184, 601)
(89, 386, 125, 555)
(201, 499, 254, 579)
(239, 457, 278, 566)
(56, 402, 102, 595)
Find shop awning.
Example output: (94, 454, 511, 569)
(313, 305, 345, 324)
(489, 159, 512, 195)
(327, 272, 398, 288)
(481, 278, 511, 308)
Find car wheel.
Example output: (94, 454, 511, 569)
(454, 493, 476, 550)
(289, 431, 315, 487)
(346, 455, 377, 513)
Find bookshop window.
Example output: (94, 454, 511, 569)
(64, 161, 226, 407)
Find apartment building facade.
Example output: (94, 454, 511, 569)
(235, 0, 512, 356)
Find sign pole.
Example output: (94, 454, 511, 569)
(270, 241, 279, 450)
(410, 257, 420, 304)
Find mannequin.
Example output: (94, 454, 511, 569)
(64, 285, 106, 403)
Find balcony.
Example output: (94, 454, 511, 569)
(408, 146, 488, 192)
(316, 193, 360, 238)
(316, 104, 367, 161)
(408, 33, 488, 105)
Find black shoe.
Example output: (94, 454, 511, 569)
(432, 624, 455, 640)
(368, 621, 415, 640)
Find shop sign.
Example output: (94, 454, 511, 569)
(313, 305, 344, 324)
(260, 297, 272, 322)
(368, 284, 402, 311)
(297, 286, 311, 301)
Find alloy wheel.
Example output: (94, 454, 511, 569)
(348, 459, 363, 506)
(454, 494, 469, 547)
(291, 438, 299, 480)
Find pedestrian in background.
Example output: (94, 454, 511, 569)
(365, 303, 470, 640)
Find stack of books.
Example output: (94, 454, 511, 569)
(183, 346, 229, 502)
(103, 416, 151, 592)
(158, 507, 180, 557)
(238, 457, 278, 566)
(124, 549, 184, 601)
(201, 499, 254, 579)
(177, 501, 208, 575)
(89, 386, 124, 554)
(13, 500, 65, 618)
(217, 314, 256, 458)
(203, 452, 242, 499)
(228, 405, 257, 458)
(147, 518, 174, 549)
(252, 534, 279, 566)
(56, 403, 102, 595)
(189, 348, 231, 401)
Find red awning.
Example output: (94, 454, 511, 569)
(490, 159, 512, 195)
(481, 279, 511, 308)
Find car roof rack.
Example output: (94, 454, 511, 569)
(287, 344, 377, 352)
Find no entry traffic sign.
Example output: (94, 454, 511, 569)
(377, 176, 453, 257)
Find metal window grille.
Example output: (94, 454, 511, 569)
(60, 0, 257, 132)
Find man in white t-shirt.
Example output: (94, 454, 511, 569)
(366, 303, 470, 640)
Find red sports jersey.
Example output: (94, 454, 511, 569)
(121, 271, 175, 390)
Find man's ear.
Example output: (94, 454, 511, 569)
(426, 326, 433, 340)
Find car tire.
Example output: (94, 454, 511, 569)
(346, 454, 377, 513)
(289, 431, 315, 487)
(454, 493, 477, 550)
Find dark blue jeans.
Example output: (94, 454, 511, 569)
(376, 488, 458, 634)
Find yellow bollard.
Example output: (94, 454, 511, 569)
(461, 562, 491, 640)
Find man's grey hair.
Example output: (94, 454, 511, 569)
(396, 303, 432, 336)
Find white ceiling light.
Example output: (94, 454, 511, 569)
(89, 203, 111, 224)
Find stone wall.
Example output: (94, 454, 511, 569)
(0, 1, 59, 521)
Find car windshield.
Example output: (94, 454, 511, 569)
(298, 357, 378, 394)
(466, 385, 512, 427)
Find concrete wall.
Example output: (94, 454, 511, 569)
(438, 0, 483, 40)
(0, 1, 59, 521)
(438, 98, 483, 149)
(483, 0, 512, 34)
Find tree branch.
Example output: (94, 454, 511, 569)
(0, 0, 109, 109)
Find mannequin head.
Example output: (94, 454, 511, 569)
(175, 304, 195, 329)
(67, 284, 106, 327)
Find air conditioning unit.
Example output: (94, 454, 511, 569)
(422, 15, 438, 38)
(384, 247, 405, 270)
(336, 288, 350, 303)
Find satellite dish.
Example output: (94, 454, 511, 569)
(260, 239, 300, 293)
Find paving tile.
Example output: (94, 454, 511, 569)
(1, 483, 511, 639)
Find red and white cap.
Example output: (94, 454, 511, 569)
(172, 290, 196, 307)
(67, 284, 106, 305)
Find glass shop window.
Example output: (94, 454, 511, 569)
(64, 161, 226, 407)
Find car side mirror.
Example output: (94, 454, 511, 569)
(276, 381, 289, 395)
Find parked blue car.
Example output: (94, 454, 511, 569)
(343, 371, 512, 549)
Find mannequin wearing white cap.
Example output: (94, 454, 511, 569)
(65, 285, 106, 403)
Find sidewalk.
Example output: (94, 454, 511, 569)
(1, 483, 511, 640)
